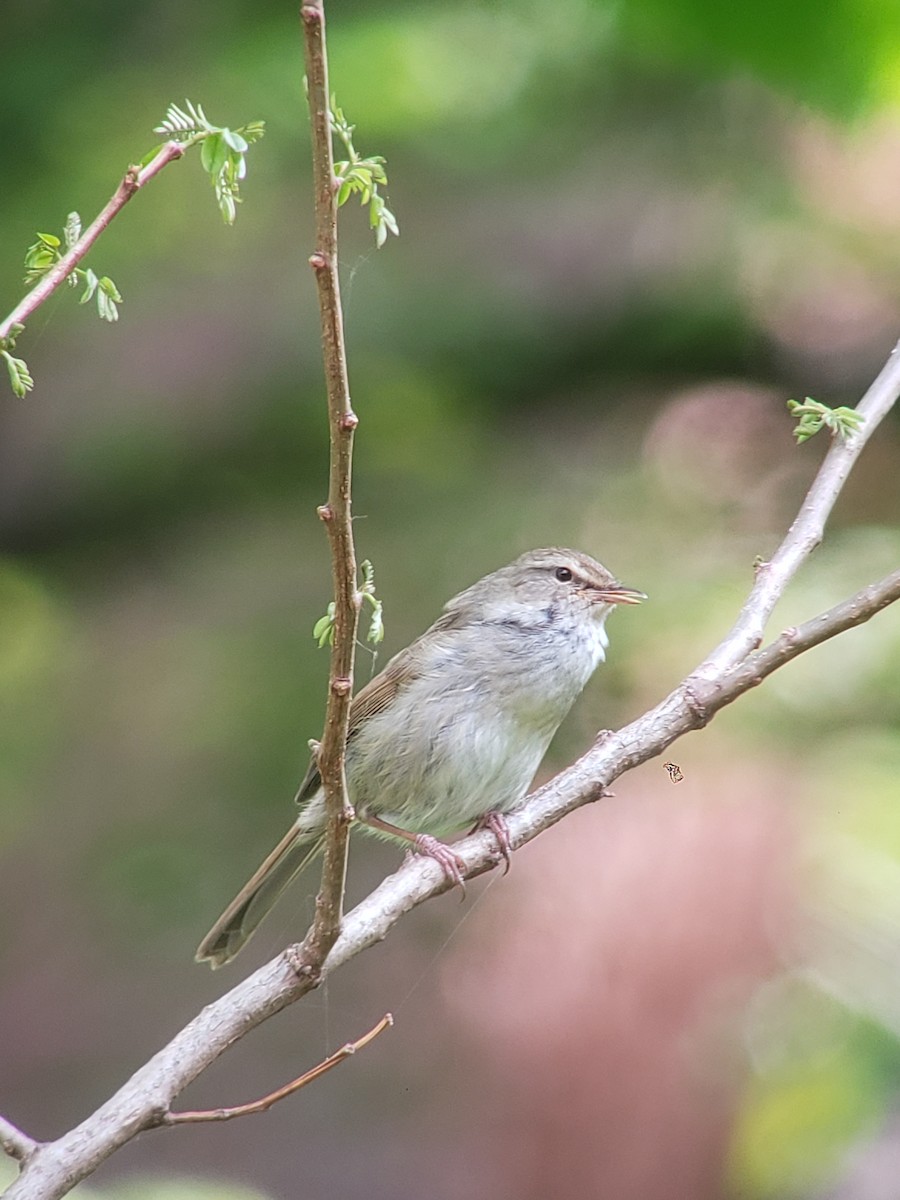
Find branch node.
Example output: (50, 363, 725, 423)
(752, 556, 770, 577)
(331, 676, 352, 696)
(340, 410, 359, 431)
(682, 682, 712, 728)
(285, 945, 319, 980)
(309, 251, 328, 271)
(317, 503, 334, 522)
(0, 1115, 40, 1164)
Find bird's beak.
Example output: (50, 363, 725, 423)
(594, 584, 647, 606)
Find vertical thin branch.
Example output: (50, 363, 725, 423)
(299, 0, 360, 966)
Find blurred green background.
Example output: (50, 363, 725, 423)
(3, 1, 900, 1198)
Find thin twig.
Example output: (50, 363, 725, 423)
(0, 142, 185, 344)
(165, 1013, 392, 1124)
(0, 1116, 39, 1164)
(695, 336, 900, 679)
(297, 0, 360, 970)
(726, 568, 900, 687)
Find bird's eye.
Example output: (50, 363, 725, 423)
(555, 566, 573, 582)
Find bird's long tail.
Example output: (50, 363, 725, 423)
(195, 824, 325, 968)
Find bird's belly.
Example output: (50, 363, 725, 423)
(346, 705, 547, 839)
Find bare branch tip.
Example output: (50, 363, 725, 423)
(301, 4, 322, 25)
(0, 1115, 39, 1163)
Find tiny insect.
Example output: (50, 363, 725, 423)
(663, 761, 684, 784)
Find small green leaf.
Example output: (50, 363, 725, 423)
(366, 597, 384, 644)
(222, 128, 248, 153)
(328, 95, 398, 248)
(313, 602, 337, 648)
(138, 141, 166, 167)
(3, 350, 34, 397)
(95, 278, 121, 322)
(200, 132, 227, 177)
(64, 212, 82, 249)
(23, 231, 62, 283)
(97, 290, 117, 322)
(99, 276, 123, 303)
(79, 268, 99, 304)
(239, 120, 266, 145)
(359, 562, 385, 643)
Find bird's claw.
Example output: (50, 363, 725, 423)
(473, 811, 513, 874)
(413, 834, 467, 896)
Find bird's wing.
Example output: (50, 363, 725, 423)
(293, 643, 422, 807)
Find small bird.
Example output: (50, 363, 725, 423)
(196, 548, 644, 967)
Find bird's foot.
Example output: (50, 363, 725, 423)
(472, 811, 513, 874)
(411, 834, 467, 894)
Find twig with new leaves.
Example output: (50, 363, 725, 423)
(330, 99, 399, 248)
(0, 101, 264, 397)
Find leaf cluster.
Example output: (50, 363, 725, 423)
(313, 559, 384, 649)
(1, 326, 32, 398)
(787, 397, 865, 443)
(24, 214, 123, 323)
(330, 99, 399, 249)
(3, 101, 264, 397)
(153, 100, 266, 225)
